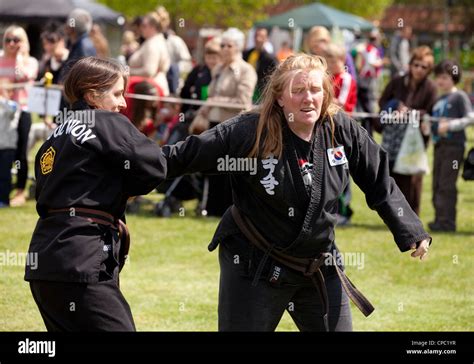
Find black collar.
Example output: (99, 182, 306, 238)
(71, 99, 93, 111)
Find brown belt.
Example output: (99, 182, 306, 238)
(230, 205, 374, 330)
(47, 207, 130, 272)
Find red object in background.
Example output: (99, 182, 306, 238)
(121, 76, 164, 121)
(333, 72, 357, 113)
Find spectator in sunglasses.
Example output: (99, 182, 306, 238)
(0, 25, 39, 206)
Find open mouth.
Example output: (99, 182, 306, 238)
(300, 108, 315, 112)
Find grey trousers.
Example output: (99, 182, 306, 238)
(433, 143, 465, 230)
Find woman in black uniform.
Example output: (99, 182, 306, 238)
(25, 57, 167, 331)
(163, 54, 431, 331)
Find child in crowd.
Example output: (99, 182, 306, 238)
(429, 60, 472, 232)
(325, 43, 357, 113)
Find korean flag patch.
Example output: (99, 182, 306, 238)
(327, 146, 348, 166)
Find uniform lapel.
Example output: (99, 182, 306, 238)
(282, 124, 310, 206)
(281, 122, 325, 253)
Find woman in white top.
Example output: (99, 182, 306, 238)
(128, 12, 171, 96)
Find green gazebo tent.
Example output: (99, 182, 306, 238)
(255, 2, 374, 51)
(255, 2, 374, 31)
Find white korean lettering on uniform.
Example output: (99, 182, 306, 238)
(260, 155, 279, 195)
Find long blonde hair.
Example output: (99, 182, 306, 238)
(248, 53, 339, 159)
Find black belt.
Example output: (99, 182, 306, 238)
(230, 205, 374, 331)
(47, 207, 130, 272)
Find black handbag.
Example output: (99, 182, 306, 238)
(462, 147, 474, 181)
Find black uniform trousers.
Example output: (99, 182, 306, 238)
(217, 239, 353, 332)
(29, 231, 135, 332)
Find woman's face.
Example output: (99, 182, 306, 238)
(278, 69, 325, 127)
(3, 31, 23, 57)
(410, 57, 431, 83)
(140, 20, 155, 39)
(220, 39, 238, 64)
(86, 76, 127, 112)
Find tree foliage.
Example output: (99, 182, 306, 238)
(98, 0, 279, 29)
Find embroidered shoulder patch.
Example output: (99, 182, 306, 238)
(40, 146, 56, 175)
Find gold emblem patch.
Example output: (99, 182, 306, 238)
(40, 146, 56, 175)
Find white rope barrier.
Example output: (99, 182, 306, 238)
(1, 81, 455, 122)
(125, 92, 248, 110)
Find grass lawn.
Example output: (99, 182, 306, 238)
(0, 129, 472, 331)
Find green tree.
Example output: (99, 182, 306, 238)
(98, 0, 279, 29)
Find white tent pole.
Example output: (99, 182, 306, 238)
(293, 26, 303, 52)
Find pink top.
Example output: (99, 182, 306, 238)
(0, 54, 39, 110)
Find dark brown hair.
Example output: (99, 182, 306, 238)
(130, 80, 158, 129)
(434, 59, 462, 84)
(63, 56, 128, 105)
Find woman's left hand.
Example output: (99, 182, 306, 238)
(410, 238, 431, 260)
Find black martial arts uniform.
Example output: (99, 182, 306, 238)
(25, 100, 166, 331)
(163, 111, 431, 331)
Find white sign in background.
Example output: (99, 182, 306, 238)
(27, 87, 61, 116)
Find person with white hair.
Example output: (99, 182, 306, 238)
(191, 27, 257, 217)
(200, 27, 257, 125)
(64, 8, 97, 62)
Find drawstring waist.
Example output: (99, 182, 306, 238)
(230, 205, 374, 331)
(47, 207, 130, 272)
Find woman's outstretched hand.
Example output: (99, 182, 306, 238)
(410, 238, 431, 260)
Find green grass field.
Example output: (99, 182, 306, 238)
(0, 131, 473, 332)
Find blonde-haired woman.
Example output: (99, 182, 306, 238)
(128, 12, 170, 96)
(163, 54, 431, 331)
(0, 25, 38, 206)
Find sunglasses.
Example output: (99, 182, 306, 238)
(412, 62, 429, 70)
(5, 37, 21, 44)
(220, 43, 234, 49)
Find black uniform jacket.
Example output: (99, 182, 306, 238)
(25, 101, 166, 283)
(163, 111, 430, 263)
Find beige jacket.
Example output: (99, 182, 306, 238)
(128, 33, 171, 96)
(207, 57, 257, 122)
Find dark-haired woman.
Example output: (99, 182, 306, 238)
(25, 57, 167, 331)
(376, 46, 437, 216)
